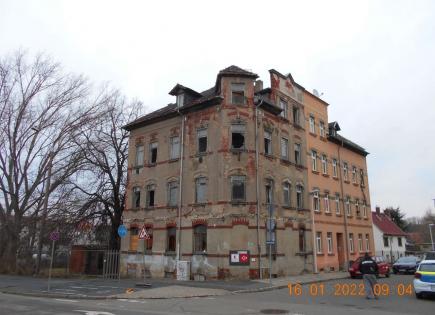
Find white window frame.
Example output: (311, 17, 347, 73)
(358, 234, 363, 252)
(343, 162, 348, 181)
(311, 150, 317, 171)
(309, 115, 315, 133)
(313, 190, 320, 212)
(316, 232, 323, 254)
(365, 234, 370, 251)
(352, 166, 357, 183)
(332, 159, 337, 177)
(346, 197, 351, 216)
(349, 233, 354, 253)
(324, 193, 330, 213)
(363, 203, 367, 218)
(321, 154, 327, 174)
(319, 121, 325, 137)
(335, 194, 340, 215)
(327, 232, 333, 254)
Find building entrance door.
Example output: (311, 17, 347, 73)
(337, 233, 345, 270)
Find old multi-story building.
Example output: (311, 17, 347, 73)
(120, 65, 374, 279)
(121, 66, 315, 280)
(303, 90, 375, 272)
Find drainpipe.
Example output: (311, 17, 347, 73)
(338, 141, 350, 269)
(176, 110, 186, 262)
(311, 195, 318, 273)
(255, 97, 263, 279)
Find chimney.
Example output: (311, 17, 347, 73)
(376, 206, 380, 214)
(254, 80, 263, 93)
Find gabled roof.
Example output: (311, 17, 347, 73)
(328, 132, 368, 156)
(328, 121, 341, 132)
(372, 212, 407, 236)
(169, 83, 202, 97)
(218, 65, 258, 78)
(123, 104, 179, 131)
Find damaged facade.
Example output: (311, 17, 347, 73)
(121, 66, 373, 279)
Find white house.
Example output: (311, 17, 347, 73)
(372, 207, 407, 263)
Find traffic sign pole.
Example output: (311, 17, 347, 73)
(47, 229, 59, 292)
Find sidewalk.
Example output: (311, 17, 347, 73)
(0, 272, 349, 299)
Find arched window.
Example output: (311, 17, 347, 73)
(193, 225, 207, 252)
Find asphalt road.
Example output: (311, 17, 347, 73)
(0, 275, 433, 315)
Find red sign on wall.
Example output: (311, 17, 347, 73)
(229, 250, 250, 266)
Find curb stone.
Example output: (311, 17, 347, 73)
(0, 274, 349, 300)
(232, 274, 349, 294)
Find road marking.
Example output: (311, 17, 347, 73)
(55, 299, 79, 303)
(75, 311, 115, 315)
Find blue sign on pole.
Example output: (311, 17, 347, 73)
(118, 225, 127, 237)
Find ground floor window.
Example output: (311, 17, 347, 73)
(167, 227, 176, 252)
(129, 227, 139, 251)
(193, 225, 207, 253)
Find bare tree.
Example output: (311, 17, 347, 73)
(73, 91, 142, 250)
(0, 51, 101, 272)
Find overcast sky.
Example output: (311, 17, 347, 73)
(1, 0, 434, 218)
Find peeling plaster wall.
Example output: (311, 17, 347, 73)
(121, 70, 315, 280)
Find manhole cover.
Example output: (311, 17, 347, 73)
(260, 310, 288, 314)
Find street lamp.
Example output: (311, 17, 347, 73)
(429, 224, 435, 251)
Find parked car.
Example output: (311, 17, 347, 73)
(413, 260, 435, 299)
(393, 256, 421, 274)
(423, 251, 435, 260)
(349, 255, 390, 278)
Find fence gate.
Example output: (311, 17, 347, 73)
(103, 250, 120, 279)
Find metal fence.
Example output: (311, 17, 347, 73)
(15, 247, 120, 278)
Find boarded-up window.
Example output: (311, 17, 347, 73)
(197, 129, 207, 153)
(129, 227, 139, 251)
(195, 177, 207, 203)
(231, 83, 245, 104)
(193, 225, 207, 252)
(167, 227, 176, 252)
(231, 175, 246, 201)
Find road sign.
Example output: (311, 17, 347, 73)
(138, 226, 150, 240)
(229, 250, 250, 266)
(49, 231, 59, 241)
(117, 225, 127, 237)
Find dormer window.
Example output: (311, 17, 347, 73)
(231, 83, 245, 104)
(176, 93, 184, 107)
